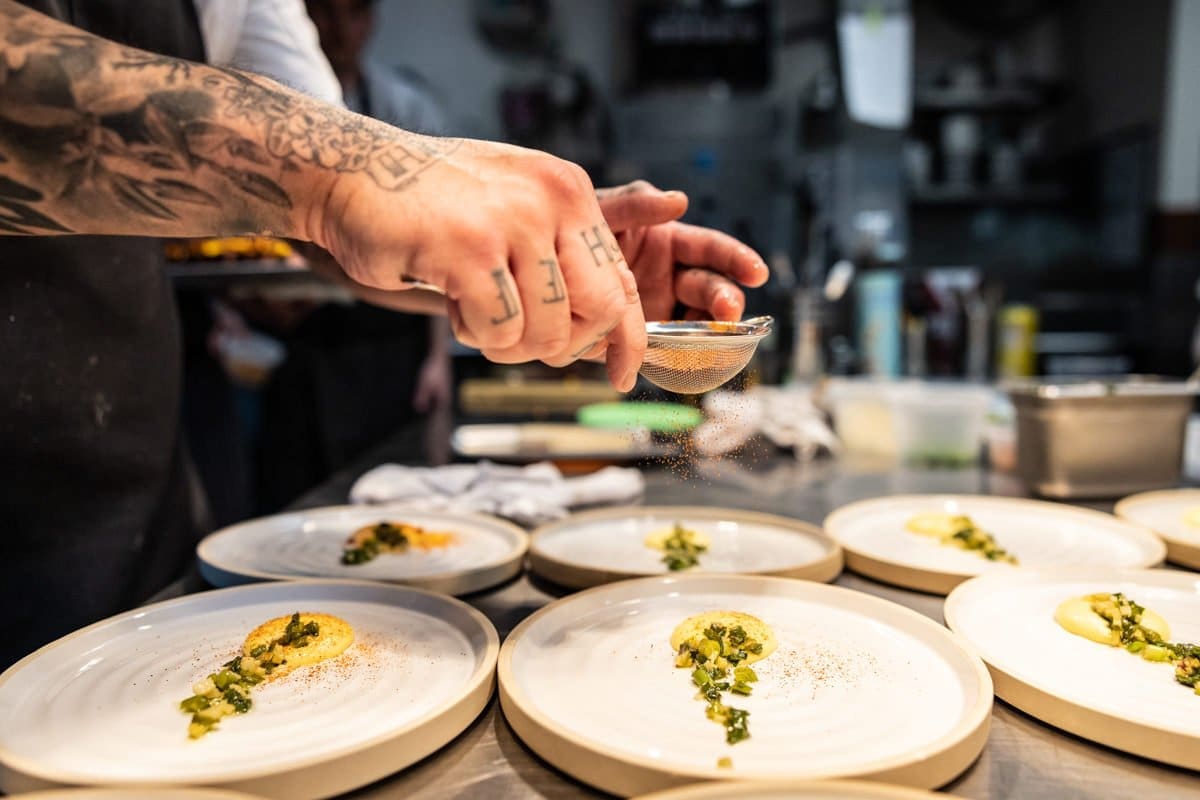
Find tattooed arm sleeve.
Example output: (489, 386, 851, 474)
(0, 0, 454, 237)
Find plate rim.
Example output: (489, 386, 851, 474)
(632, 777, 954, 800)
(1114, 489, 1200, 571)
(823, 494, 1167, 596)
(943, 567, 1200, 770)
(527, 505, 844, 589)
(0, 579, 499, 797)
(498, 573, 992, 796)
(196, 504, 529, 595)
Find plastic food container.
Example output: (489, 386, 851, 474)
(822, 378, 903, 459)
(889, 382, 994, 467)
(1008, 377, 1198, 498)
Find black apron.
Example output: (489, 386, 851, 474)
(0, 0, 206, 669)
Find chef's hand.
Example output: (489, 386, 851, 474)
(596, 181, 769, 322)
(312, 135, 646, 391)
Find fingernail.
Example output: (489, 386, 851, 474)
(665, 190, 686, 200)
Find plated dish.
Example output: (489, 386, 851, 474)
(498, 574, 991, 795)
(528, 507, 843, 589)
(1115, 489, 1200, 571)
(944, 568, 1200, 769)
(197, 505, 527, 595)
(824, 495, 1165, 594)
(0, 581, 498, 799)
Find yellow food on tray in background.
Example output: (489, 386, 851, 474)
(1055, 592, 1200, 696)
(164, 236, 294, 261)
(178, 611, 354, 739)
(1182, 508, 1200, 527)
(645, 522, 710, 571)
(905, 512, 1018, 564)
(341, 521, 457, 565)
(671, 611, 778, 749)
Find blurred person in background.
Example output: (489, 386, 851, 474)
(0, 0, 766, 670)
(254, 0, 455, 511)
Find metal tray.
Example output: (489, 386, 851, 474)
(1007, 377, 1196, 498)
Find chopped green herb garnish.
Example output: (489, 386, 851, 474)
(660, 523, 707, 571)
(179, 611, 321, 738)
(1087, 593, 1200, 695)
(675, 621, 768, 746)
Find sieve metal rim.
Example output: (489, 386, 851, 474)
(645, 316, 774, 346)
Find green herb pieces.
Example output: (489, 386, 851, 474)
(342, 522, 407, 564)
(340, 521, 454, 565)
(907, 513, 1017, 564)
(947, 519, 1017, 564)
(1174, 645, 1200, 690)
(178, 611, 321, 738)
(1088, 593, 1171, 653)
(675, 623, 767, 746)
(661, 523, 707, 571)
(1087, 593, 1200, 697)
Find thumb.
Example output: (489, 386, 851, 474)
(597, 180, 688, 232)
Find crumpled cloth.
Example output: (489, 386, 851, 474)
(692, 386, 840, 461)
(349, 460, 645, 526)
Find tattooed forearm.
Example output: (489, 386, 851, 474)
(540, 257, 565, 303)
(0, 0, 457, 238)
(489, 268, 520, 324)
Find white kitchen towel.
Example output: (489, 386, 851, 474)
(693, 386, 840, 461)
(349, 461, 645, 526)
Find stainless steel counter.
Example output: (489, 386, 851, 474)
(284, 439, 1200, 799)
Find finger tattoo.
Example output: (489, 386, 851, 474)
(580, 225, 622, 267)
(490, 268, 520, 324)
(541, 258, 566, 304)
(570, 321, 619, 358)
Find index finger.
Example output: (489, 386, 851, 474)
(604, 265, 647, 392)
(669, 222, 769, 287)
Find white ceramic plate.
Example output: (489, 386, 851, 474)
(528, 506, 843, 589)
(498, 575, 992, 796)
(1115, 489, 1200, 570)
(824, 495, 1166, 595)
(0, 581, 498, 799)
(197, 504, 528, 595)
(634, 779, 954, 800)
(944, 568, 1200, 770)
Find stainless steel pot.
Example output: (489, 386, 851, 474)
(1008, 377, 1197, 499)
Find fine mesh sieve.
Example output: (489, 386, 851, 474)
(640, 316, 774, 394)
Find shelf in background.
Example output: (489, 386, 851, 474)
(166, 258, 308, 281)
(909, 183, 1067, 207)
(914, 86, 1058, 113)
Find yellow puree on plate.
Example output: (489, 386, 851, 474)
(671, 610, 777, 757)
(178, 611, 354, 738)
(1054, 592, 1200, 696)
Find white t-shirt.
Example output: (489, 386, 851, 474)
(192, 0, 343, 106)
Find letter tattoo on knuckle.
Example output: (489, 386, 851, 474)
(489, 268, 520, 324)
(580, 224, 622, 267)
(540, 257, 566, 304)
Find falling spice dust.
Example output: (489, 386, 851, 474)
(636, 370, 778, 487)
